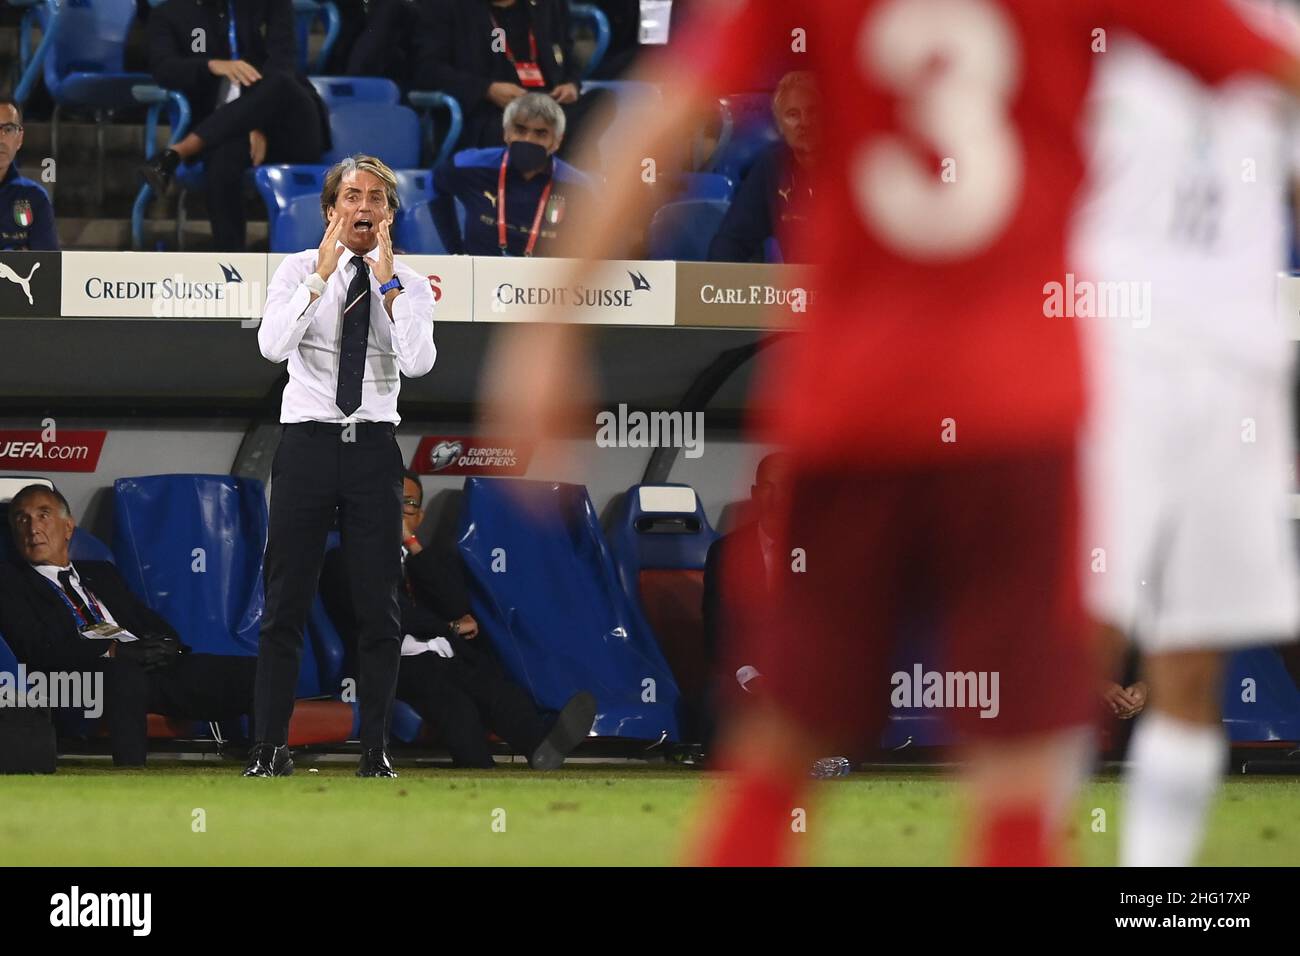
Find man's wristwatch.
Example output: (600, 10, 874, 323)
(378, 276, 403, 295)
(303, 271, 327, 296)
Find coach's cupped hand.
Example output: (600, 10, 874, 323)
(315, 213, 345, 281)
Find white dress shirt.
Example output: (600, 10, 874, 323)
(259, 243, 437, 424)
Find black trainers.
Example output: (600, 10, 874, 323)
(529, 691, 597, 771)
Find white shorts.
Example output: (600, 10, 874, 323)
(1083, 342, 1300, 651)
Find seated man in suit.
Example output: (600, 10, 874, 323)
(320, 469, 595, 769)
(0, 484, 256, 766)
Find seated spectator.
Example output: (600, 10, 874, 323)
(0, 485, 256, 767)
(412, 0, 604, 158)
(320, 470, 596, 769)
(140, 0, 331, 251)
(707, 70, 818, 263)
(344, 0, 421, 86)
(432, 93, 595, 256)
(0, 98, 58, 251)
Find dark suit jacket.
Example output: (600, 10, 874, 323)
(411, 0, 578, 146)
(147, 0, 329, 133)
(0, 560, 182, 673)
(319, 544, 475, 673)
(702, 522, 766, 669)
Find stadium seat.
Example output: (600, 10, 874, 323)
(293, 0, 341, 74)
(393, 168, 447, 254)
(568, 2, 611, 79)
(675, 172, 735, 202)
(407, 90, 464, 168)
(647, 199, 729, 261)
(581, 79, 663, 170)
(110, 475, 344, 700)
(253, 164, 331, 250)
(458, 477, 681, 742)
(1222, 648, 1300, 742)
(14, 0, 153, 206)
(707, 92, 782, 186)
(308, 75, 400, 109)
(324, 102, 422, 168)
(608, 484, 718, 738)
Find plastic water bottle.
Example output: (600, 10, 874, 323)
(809, 756, 852, 778)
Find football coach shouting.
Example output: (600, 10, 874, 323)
(246, 155, 436, 778)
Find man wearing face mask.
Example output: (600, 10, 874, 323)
(430, 93, 594, 256)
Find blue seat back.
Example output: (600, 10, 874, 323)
(111, 474, 340, 696)
(647, 199, 729, 261)
(393, 168, 446, 254)
(1222, 647, 1300, 742)
(273, 193, 327, 252)
(324, 103, 421, 168)
(677, 172, 734, 202)
(309, 76, 400, 108)
(39, 0, 135, 89)
(708, 92, 782, 185)
(458, 478, 681, 741)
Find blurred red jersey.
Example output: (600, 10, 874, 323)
(677, 0, 1287, 465)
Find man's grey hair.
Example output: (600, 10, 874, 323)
(8, 483, 71, 522)
(503, 92, 566, 142)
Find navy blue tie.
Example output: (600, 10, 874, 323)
(336, 257, 371, 417)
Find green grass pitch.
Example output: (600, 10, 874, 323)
(1, 764, 1296, 865)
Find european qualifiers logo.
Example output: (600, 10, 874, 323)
(0, 251, 60, 316)
(410, 436, 533, 476)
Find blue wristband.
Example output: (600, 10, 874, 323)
(378, 276, 403, 295)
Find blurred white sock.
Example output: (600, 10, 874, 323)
(1120, 710, 1226, 866)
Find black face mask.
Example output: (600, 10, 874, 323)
(508, 141, 550, 175)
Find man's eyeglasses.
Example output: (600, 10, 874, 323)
(0, 123, 23, 136)
(402, 497, 421, 514)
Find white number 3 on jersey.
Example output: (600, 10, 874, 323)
(854, 0, 1024, 261)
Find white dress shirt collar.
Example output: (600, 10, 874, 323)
(338, 242, 381, 274)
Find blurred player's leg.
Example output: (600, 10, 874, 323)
(937, 449, 1096, 866)
(1120, 650, 1226, 867)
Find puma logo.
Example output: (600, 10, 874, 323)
(482, 191, 498, 208)
(777, 186, 792, 203)
(0, 259, 39, 305)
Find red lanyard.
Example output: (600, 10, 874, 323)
(488, 10, 539, 67)
(497, 148, 554, 257)
(44, 572, 105, 629)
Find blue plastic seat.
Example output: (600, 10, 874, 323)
(647, 199, 729, 261)
(608, 485, 718, 729)
(676, 172, 735, 202)
(14, 0, 154, 205)
(707, 92, 782, 186)
(293, 0, 340, 73)
(393, 167, 446, 254)
(458, 477, 681, 742)
(568, 2, 610, 79)
(324, 102, 422, 168)
(308, 75, 400, 109)
(253, 164, 331, 251)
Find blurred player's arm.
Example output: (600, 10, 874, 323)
(478, 58, 718, 444)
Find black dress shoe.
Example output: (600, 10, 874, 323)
(138, 148, 180, 196)
(530, 691, 597, 771)
(357, 748, 398, 778)
(242, 743, 293, 777)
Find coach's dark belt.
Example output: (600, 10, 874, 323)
(283, 421, 396, 438)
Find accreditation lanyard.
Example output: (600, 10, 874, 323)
(489, 9, 546, 87)
(497, 148, 554, 257)
(44, 573, 106, 629)
(226, 0, 239, 58)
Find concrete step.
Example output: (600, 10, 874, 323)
(58, 216, 270, 252)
